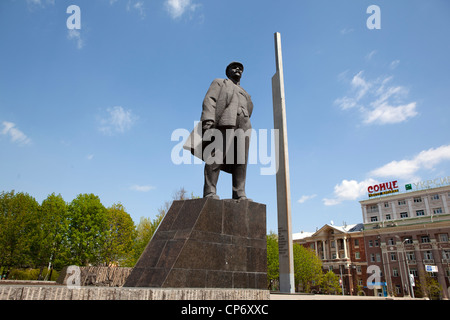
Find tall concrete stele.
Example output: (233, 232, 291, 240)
(272, 32, 295, 293)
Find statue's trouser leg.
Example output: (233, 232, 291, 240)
(232, 163, 247, 199)
(203, 163, 220, 197)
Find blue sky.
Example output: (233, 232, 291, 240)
(1, 0, 450, 234)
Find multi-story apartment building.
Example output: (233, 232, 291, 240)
(293, 180, 450, 299)
(293, 223, 369, 296)
(360, 183, 450, 299)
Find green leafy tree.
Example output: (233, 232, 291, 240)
(131, 214, 163, 265)
(320, 270, 342, 295)
(0, 191, 39, 273)
(293, 243, 323, 293)
(101, 203, 136, 266)
(266, 232, 279, 290)
(31, 193, 69, 279)
(416, 270, 443, 300)
(66, 194, 108, 266)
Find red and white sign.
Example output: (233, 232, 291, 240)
(368, 181, 399, 197)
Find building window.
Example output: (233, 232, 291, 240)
(355, 252, 360, 259)
(388, 238, 395, 245)
(416, 210, 425, 216)
(331, 240, 335, 248)
(398, 200, 406, 205)
(332, 253, 337, 259)
(404, 238, 413, 244)
(431, 194, 440, 200)
(385, 214, 391, 220)
(376, 254, 381, 262)
(439, 233, 449, 242)
(369, 240, 373, 247)
(368, 205, 378, 213)
(414, 197, 422, 203)
(375, 239, 379, 247)
(433, 208, 443, 214)
(371, 216, 378, 222)
(357, 265, 362, 273)
(421, 235, 430, 243)
(370, 254, 375, 262)
(400, 212, 408, 218)
(424, 251, 433, 260)
(406, 251, 415, 261)
(384, 202, 389, 208)
(393, 268, 399, 277)
(410, 268, 418, 277)
(390, 253, 397, 261)
(354, 239, 359, 247)
(442, 250, 450, 260)
(395, 285, 402, 295)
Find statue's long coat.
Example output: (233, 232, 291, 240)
(183, 78, 253, 172)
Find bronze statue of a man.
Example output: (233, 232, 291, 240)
(199, 62, 254, 200)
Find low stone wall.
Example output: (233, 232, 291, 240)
(0, 280, 57, 286)
(0, 286, 270, 300)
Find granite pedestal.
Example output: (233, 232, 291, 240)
(124, 198, 267, 289)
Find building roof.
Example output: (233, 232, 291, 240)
(292, 231, 315, 241)
(293, 223, 364, 241)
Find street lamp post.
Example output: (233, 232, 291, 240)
(398, 237, 415, 298)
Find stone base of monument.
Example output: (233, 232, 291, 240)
(124, 198, 267, 289)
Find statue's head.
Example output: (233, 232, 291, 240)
(226, 61, 244, 82)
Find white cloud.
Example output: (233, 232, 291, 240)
(86, 154, 94, 160)
(370, 145, 450, 180)
(99, 106, 138, 135)
(67, 29, 84, 50)
(335, 70, 418, 125)
(323, 179, 377, 206)
(340, 28, 354, 35)
(334, 71, 370, 110)
(297, 194, 317, 204)
(351, 71, 371, 100)
(26, 0, 54, 8)
(363, 102, 417, 124)
(1, 121, 31, 145)
(127, 0, 146, 18)
(165, 0, 200, 19)
(130, 185, 155, 192)
(390, 60, 400, 69)
(365, 50, 377, 61)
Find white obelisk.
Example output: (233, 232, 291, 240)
(272, 32, 295, 293)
